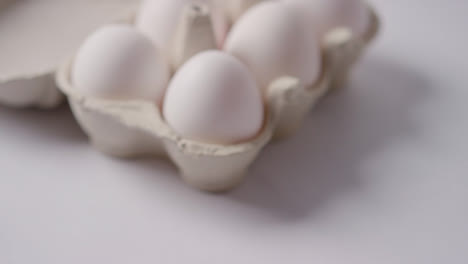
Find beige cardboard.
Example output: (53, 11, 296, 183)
(57, 3, 380, 192)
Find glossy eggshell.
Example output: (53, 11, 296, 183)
(225, 1, 322, 91)
(72, 25, 169, 103)
(163, 51, 264, 145)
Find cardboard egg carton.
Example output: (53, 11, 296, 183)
(57, 3, 380, 192)
(0, 0, 139, 108)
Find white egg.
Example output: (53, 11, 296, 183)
(136, 0, 228, 57)
(284, 0, 370, 39)
(163, 51, 264, 144)
(225, 2, 321, 91)
(72, 25, 169, 103)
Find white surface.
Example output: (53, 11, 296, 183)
(1, 0, 468, 263)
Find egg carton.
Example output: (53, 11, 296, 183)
(0, 0, 138, 108)
(56, 3, 380, 192)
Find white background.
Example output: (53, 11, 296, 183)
(1, 0, 468, 263)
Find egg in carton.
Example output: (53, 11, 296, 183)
(56, 2, 380, 192)
(0, 0, 139, 108)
